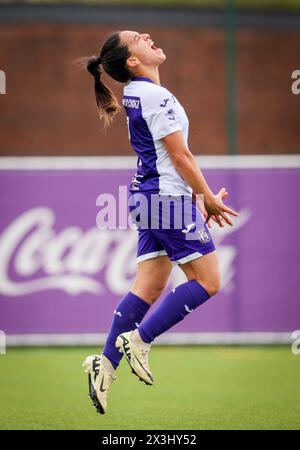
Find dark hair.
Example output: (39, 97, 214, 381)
(86, 31, 131, 128)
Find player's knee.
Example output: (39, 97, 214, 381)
(207, 280, 221, 297)
(197, 277, 221, 297)
(207, 278, 221, 297)
(138, 283, 166, 304)
(147, 285, 166, 303)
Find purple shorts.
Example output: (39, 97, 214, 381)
(129, 192, 216, 265)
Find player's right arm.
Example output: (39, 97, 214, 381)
(162, 130, 238, 227)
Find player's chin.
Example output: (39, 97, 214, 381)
(157, 51, 167, 63)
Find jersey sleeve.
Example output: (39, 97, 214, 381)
(141, 87, 183, 141)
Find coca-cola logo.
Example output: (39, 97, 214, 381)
(0, 207, 250, 297)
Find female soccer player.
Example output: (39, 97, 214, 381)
(82, 30, 238, 414)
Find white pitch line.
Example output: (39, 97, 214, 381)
(5, 332, 293, 347)
(0, 155, 299, 170)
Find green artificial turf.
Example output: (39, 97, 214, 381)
(0, 346, 299, 430)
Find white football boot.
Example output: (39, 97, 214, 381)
(82, 353, 116, 414)
(115, 329, 154, 385)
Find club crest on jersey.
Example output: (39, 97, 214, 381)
(165, 108, 176, 121)
(199, 228, 210, 243)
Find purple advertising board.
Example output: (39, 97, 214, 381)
(0, 157, 299, 343)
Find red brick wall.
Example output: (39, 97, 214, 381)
(0, 24, 299, 155)
(237, 30, 300, 154)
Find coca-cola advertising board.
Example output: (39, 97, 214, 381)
(0, 156, 299, 344)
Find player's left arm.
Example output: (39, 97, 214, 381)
(162, 130, 238, 227)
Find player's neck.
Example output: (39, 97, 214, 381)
(135, 68, 161, 86)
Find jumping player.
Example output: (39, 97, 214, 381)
(82, 30, 238, 414)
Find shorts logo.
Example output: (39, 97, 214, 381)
(182, 223, 196, 234)
(199, 228, 210, 243)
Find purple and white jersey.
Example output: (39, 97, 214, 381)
(123, 76, 192, 196)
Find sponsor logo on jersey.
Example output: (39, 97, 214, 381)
(122, 98, 140, 109)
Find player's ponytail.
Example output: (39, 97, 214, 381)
(86, 56, 120, 128)
(83, 32, 132, 129)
